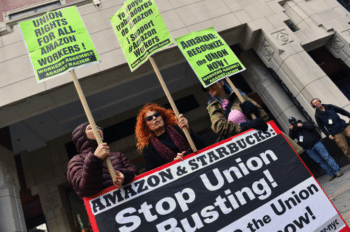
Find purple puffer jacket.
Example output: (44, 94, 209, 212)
(67, 122, 138, 198)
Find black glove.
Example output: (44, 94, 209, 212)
(240, 101, 260, 120)
(240, 118, 268, 132)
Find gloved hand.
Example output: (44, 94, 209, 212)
(240, 101, 260, 120)
(240, 118, 268, 132)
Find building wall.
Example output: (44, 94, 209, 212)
(0, 0, 45, 22)
(1, 0, 350, 128)
(2, 0, 350, 231)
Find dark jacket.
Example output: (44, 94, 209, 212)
(289, 121, 320, 149)
(207, 93, 303, 154)
(67, 123, 138, 198)
(315, 104, 350, 136)
(143, 126, 206, 171)
(207, 94, 269, 137)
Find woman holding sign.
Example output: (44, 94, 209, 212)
(136, 103, 206, 171)
(204, 80, 303, 154)
(67, 122, 138, 198)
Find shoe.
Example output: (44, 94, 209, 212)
(329, 175, 336, 181)
(336, 172, 343, 177)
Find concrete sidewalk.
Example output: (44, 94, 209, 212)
(317, 164, 350, 226)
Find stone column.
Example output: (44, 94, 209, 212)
(0, 145, 26, 232)
(252, 26, 350, 124)
(326, 29, 350, 65)
(240, 50, 306, 132)
(327, 29, 350, 109)
(31, 176, 72, 232)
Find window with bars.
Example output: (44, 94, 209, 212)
(285, 20, 299, 32)
(9, 1, 62, 21)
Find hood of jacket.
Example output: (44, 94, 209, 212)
(72, 122, 98, 154)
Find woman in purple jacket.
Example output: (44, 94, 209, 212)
(67, 122, 138, 198)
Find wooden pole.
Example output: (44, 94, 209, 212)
(70, 70, 117, 183)
(149, 57, 197, 152)
(225, 77, 256, 119)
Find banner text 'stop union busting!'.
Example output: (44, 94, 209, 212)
(84, 122, 350, 232)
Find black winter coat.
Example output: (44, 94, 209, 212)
(315, 104, 350, 136)
(67, 122, 138, 198)
(143, 126, 206, 171)
(289, 121, 320, 149)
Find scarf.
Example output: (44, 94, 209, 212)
(150, 126, 190, 163)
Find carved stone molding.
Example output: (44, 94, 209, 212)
(331, 37, 344, 53)
(271, 29, 294, 45)
(260, 40, 274, 62)
(341, 29, 350, 37)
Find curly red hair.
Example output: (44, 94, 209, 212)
(136, 103, 177, 153)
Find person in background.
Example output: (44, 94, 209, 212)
(312, 98, 350, 160)
(135, 103, 206, 171)
(204, 80, 303, 154)
(67, 122, 138, 198)
(288, 117, 342, 181)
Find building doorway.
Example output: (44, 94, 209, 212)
(308, 46, 350, 101)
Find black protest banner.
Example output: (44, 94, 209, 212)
(85, 121, 349, 232)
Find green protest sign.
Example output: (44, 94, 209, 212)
(19, 6, 100, 82)
(175, 27, 245, 87)
(110, 0, 173, 72)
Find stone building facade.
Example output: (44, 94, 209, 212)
(1, 0, 350, 231)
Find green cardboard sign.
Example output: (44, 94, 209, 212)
(111, 0, 173, 72)
(175, 27, 245, 87)
(19, 6, 100, 82)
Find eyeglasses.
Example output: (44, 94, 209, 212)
(145, 112, 160, 121)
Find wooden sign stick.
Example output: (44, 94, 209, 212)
(70, 70, 118, 183)
(225, 77, 256, 119)
(149, 57, 197, 152)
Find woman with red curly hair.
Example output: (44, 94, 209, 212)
(136, 103, 206, 171)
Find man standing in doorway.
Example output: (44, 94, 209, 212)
(311, 98, 350, 160)
(288, 117, 342, 181)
